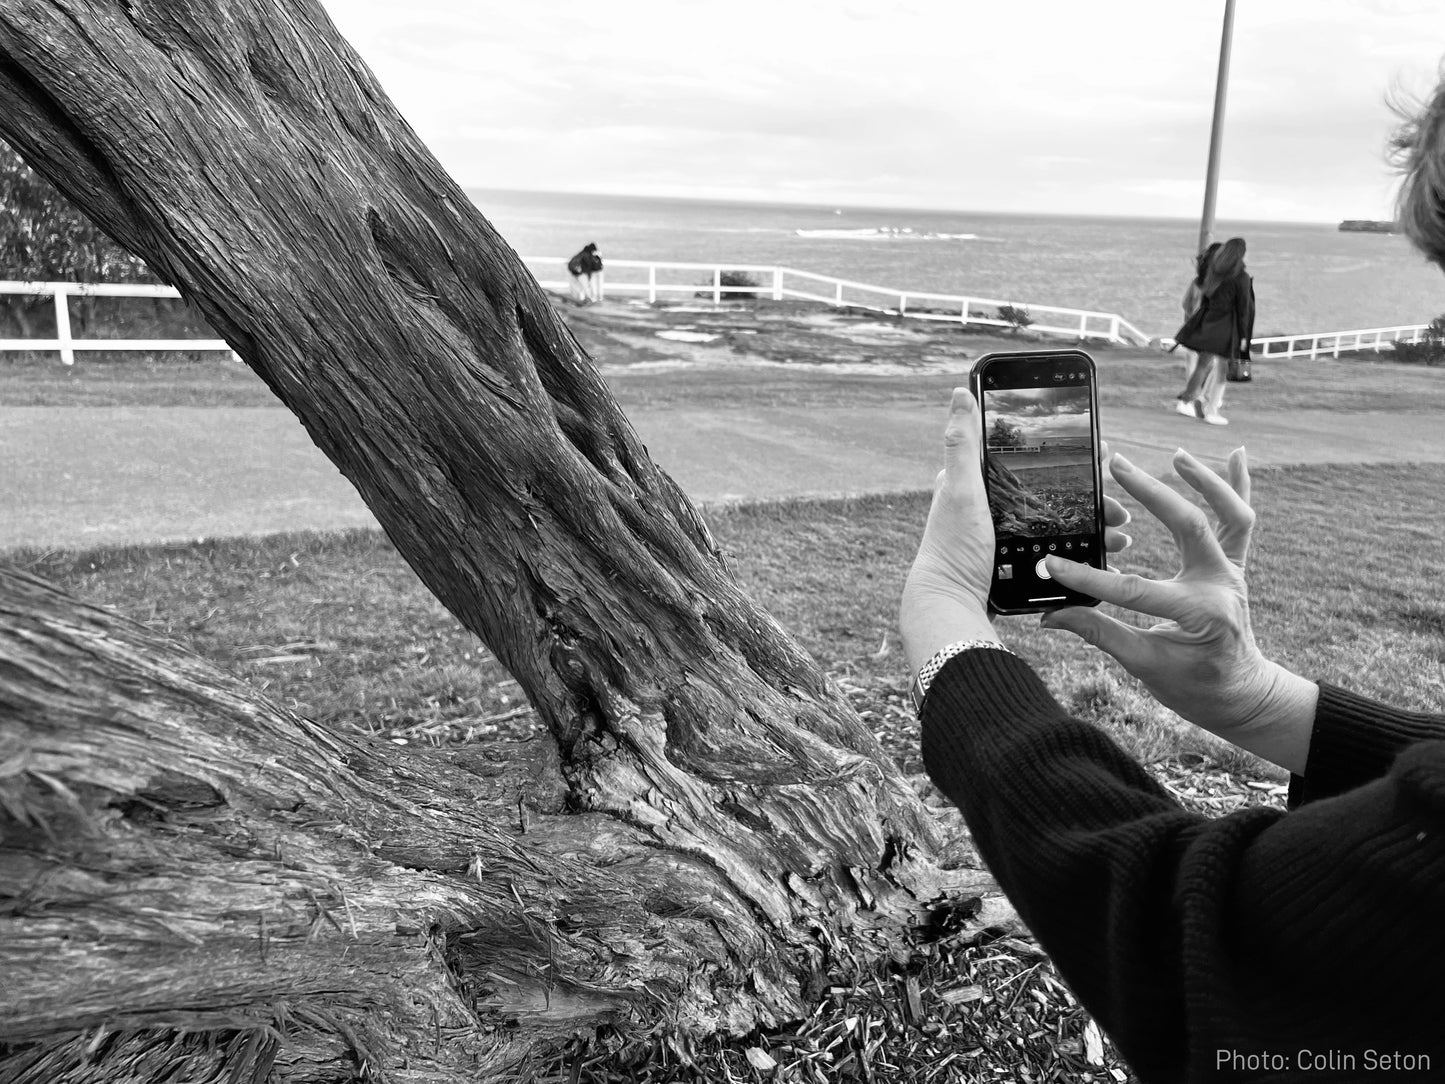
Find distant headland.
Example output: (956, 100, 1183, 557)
(1338, 219, 1396, 234)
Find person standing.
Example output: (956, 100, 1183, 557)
(567, 242, 602, 305)
(1173, 236, 1255, 426)
(1172, 242, 1220, 415)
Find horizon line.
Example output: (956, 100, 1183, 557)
(461, 185, 1355, 228)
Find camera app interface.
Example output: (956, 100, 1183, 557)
(982, 369, 1100, 604)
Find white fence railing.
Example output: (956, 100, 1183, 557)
(1, 272, 1434, 363)
(1159, 323, 1432, 359)
(0, 281, 235, 365)
(524, 257, 1155, 346)
(1250, 324, 1431, 360)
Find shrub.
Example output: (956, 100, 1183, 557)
(997, 304, 1033, 333)
(1389, 314, 1445, 366)
(0, 141, 217, 349)
(696, 270, 762, 301)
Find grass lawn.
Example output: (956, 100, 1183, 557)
(0, 351, 275, 407)
(16, 459, 1441, 772)
(10, 463, 1444, 1080)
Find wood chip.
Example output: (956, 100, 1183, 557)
(939, 985, 985, 1005)
(997, 937, 1047, 957)
(902, 975, 923, 1026)
(745, 1047, 777, 1072)
(1083, 1019, 1105, 1066)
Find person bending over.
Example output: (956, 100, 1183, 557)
(567, 242, 603, 305)
(899, 396, 1444, 1082)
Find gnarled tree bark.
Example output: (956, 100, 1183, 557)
(0, 2, 1007, 1079)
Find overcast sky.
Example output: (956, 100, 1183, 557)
(325, 1, 1445, 222)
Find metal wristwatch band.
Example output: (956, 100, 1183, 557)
(911, 640, 1012, 711)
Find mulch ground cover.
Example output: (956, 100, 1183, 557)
(378, 674, 1284, 1084)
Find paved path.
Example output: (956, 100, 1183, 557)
(4, 402, 1443, 551)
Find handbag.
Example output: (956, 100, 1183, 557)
(1227, 356, 1252, 382)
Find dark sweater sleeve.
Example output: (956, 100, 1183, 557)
(1289, 680, 1445, 805)
(921, 648, 1445, 1083)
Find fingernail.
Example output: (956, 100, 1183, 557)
(1111, 454, 1135, 474)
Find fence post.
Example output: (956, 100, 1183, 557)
(772, 267, 783, 302)
(960, 299, 970, 327)
(648, 265, 657, 304)
(713, 268, 721, 305)
(53, 286, 75, 366)
(1108, 315, 1120, 342)
(898, 293, 908, 317)
(834, 282, 843, 307)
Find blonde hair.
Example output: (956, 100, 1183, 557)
(1390, 71, 1445, 271)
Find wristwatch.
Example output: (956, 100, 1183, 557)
(911, 639, 1012, 712)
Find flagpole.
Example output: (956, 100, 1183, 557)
(1198, 0, 1237, 253)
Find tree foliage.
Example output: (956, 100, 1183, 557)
(0, 140, 152, 283)
(0, 139, 164, 340)
(988, 417, 1025, 448)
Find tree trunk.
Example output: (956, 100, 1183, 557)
(0, 2, 1007, 1079)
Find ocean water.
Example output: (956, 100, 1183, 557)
(467, 188, 1445, 342)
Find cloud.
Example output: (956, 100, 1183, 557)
(324, 0, 1445, 219)
(984, 386, 1091, 417)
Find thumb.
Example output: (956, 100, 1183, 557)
(942, 387, 982, 482)
(1040, 606, 1152, 674)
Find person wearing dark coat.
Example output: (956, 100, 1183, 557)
(1174, 236, 1255, 426)
(566, 242, 603, 305)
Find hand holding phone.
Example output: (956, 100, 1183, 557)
(971, 349, 1107, 615)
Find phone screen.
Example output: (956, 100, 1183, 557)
(974, 351, 1105, 613)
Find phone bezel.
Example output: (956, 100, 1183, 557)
(970, 348, 1106, 616)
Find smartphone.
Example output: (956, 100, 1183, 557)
(970, 349, 1106, 615)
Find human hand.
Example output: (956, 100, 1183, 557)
(899, 389, 1132, 676)
(1039, 447, 1316, 773)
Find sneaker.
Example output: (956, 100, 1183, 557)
(1174, 400, 1195, 416)
(1203, 413, 1229, 426)
(1192, 399, 1205, 419)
